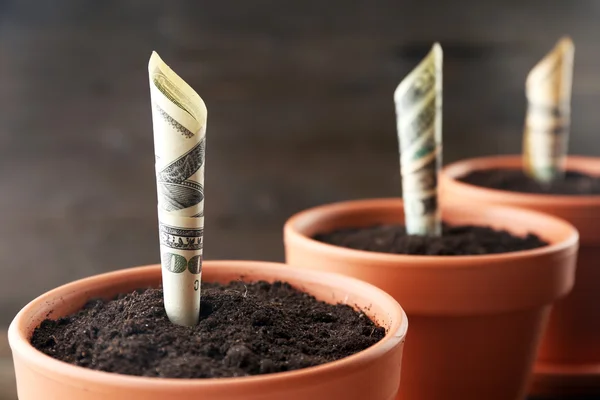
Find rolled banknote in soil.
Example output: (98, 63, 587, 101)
(394, 43, 443, 236)
(523, 37, 575, 182)
(148, 52, 207, 326)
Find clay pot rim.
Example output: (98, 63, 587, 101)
(284, 198, 579, 266)
(441, 154, 600, 205)
(9, 261, 408, 389)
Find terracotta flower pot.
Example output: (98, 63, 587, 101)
(284, 199, 578, 400)
(9, 261, 408, 400)
(441, 155, 600, 397)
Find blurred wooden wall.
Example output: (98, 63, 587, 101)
(0, 0, 599, 325)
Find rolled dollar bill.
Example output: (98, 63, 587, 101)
(148, 52, 207, 326)
(394, 43, 443, 236)
(523, 37, 575, 182)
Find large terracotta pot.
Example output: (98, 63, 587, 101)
(9, 261, 408, 400)
(441, 155, 600, 397)
(284, 199, 578, 400)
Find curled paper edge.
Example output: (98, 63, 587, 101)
(149, 51, 208, 129)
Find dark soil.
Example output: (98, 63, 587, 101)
(459, 169, 600, 195)
(313, 224, 547, 256)
(31, 281, 385, 379)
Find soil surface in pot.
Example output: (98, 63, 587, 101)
(459, 168, 600, 195)
(313, 224, 547, 255)
(31, 281, 385, 378)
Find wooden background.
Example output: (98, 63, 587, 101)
(0, 1, 599, 397)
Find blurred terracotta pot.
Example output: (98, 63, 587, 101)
(441, 155, 600, 396)
(284, 199, 578, 400)
(9, 261, 408, 400)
